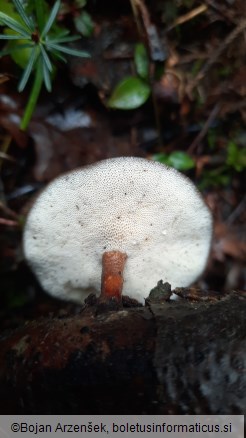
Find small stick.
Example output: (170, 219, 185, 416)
(189, 17, 246, 92)
(130, 0, 165, 61)
(0, 202, 18, 219)
(101, 251, 127, 302)
(0, 217, 19, 227)
(188, 102, 221, 154)
(167, 4, 208, 31)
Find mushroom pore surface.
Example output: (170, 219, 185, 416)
(23, 157, 213, 304)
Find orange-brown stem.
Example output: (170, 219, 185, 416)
(101, 250, 127, 301)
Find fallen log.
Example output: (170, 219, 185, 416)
(0, 290, 245, 414)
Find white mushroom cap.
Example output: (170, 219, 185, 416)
(23, 157, 212, 304)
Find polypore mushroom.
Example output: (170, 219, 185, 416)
(23, 157, 212, 304)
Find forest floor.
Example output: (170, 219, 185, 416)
(0, 0, 245, 330)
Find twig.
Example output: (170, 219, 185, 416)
(0, 202, 18, 219)
(0, 151, 16, 163)
(0, 217, 19, 227)
(167, 4, 208, 31)
(129, 0, 142, 34)
(0, 135, 12, 170)
(188, 102, 221, 153)
(189, 18, 246, 92)
(221, 99, 246, 116)
(129, 0, 164, 146)
(226, 196, 246, 225)
(130, 0, 165, 61)
(205, 0, 238, 24)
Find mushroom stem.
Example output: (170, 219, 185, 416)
(101, 250, 127, 301)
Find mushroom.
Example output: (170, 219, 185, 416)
(23, 157, 212, 305)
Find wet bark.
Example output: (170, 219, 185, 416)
(0, 290, 245, 414)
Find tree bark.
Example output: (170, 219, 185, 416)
(0, 290, 245, 414)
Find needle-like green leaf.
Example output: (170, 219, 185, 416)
(46, 42, 90, 57)
(0, 0, 90, 130)
(18, 46, 39, 91)
(40, 44, 52, 71)
(46, 29, 70, 40)
(0, 34, 27, 40)
(41, 0, 60, 38)
(13, 0, 34, 32)
(41, 56, 52, 91)
(35, 0, 46, 31)
(51, 50, 67, 62)
(47, 35, 81, 44)
(0, 12, 31, 38)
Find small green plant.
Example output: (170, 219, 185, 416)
(199, 140, 246, 189)
(153, 151, 195, 171)
(59, 0, 94, 37)
(226, 140, 246, 172)
(108, 43, 151, 110)
(0, 0, 90, 130)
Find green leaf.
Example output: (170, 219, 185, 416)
(45, 41, 90, 57)
(18, 46, 39, 91)
(134, 43, 149, 80)
(51, 50, 67, 62)
(0, 1, 19, 19)
(35, 0, 46, 31)
(74, 11, 94, 37)
(75, 0, 87, 7)
(0, 34, 25, 39)
(13, 0, 34, 31)
(41, 0, 60, 37)
(40, 44, 52, 71)
(226, 141, 246, 172)
(108, 76, 151, 110)
(0, 12, 31, 38)
(20, 62, 43, 130)
(41, 56, 52, 91)
(152, 153, 169, 165)
(167, 151, 195, 171)
(153, 151, 195, 171)
(47, 29, 70, 39)
(3, 27, 33, 67)
(47, 35, 81, 44)
(0, 43, 33, 58)
(198, 167, 231, 190)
